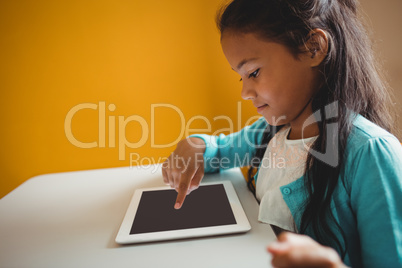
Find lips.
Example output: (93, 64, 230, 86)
(256, 104, 268, 113)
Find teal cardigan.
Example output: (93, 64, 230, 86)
(190, 114, 402, 268)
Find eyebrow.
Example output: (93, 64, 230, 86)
(232, 57, 260, 71)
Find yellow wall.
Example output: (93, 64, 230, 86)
(0, 0, 258, 198)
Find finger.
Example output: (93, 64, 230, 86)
(173, 171, 181, 190)
(270, 253, 293, 268)
(167, 169, 176, 189)
(267, 232, 292, 255)
(164, 156, 176, 188)
(267, 240, 291, 255)
(187, 164, 204, 194)
(174, 180, 190, 209)
(277, 232, 316, 248)
(277, 231, 292, 242)
(173, 153, 204, 208)
(271, 249, 321, 268)
(162, 166, 169, 185)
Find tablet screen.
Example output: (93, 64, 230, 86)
(130, 184, 237, 234)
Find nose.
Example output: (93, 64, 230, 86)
(241, 83, 256, 100)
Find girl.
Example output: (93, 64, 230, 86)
(162, 0, 402, 267)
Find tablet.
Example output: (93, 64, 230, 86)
(115, 181, 251, 244)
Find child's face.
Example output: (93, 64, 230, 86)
(221, 31, 321, 127)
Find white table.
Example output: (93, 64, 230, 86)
(0, 165, 276, 268)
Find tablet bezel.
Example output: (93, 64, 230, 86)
(115, 180, 251, 244)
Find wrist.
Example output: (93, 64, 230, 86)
(185, 137, 206, 153)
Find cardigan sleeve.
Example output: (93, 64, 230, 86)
(350, 136, 402, 268)
(189, 117, 268, 173)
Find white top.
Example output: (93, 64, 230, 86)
(256, 125, 317, 232)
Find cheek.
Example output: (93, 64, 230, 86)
(271, 52, 314, 88)
(258, 66, 315, 119)
(257, 73, 294, 102)
(277, 63, 316, 99)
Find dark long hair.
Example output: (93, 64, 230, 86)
(216, 0, 393, 259)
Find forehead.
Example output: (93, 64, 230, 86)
(221, 31, 267, 56)
(221, 31, 285, 70)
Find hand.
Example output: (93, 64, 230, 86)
(162, 137, 206, 209)
(267, 232, 348, 268)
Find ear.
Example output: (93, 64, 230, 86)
(304, 29, 328, 67)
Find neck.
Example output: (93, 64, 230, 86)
(288, 101, 320, 140)
(288, 122, 319, 140)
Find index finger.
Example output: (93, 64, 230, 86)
(174, 181, 189, 209)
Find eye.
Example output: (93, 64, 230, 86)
(248, 68, 260, 79)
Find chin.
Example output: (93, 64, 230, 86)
(262, 114, 288, 126)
